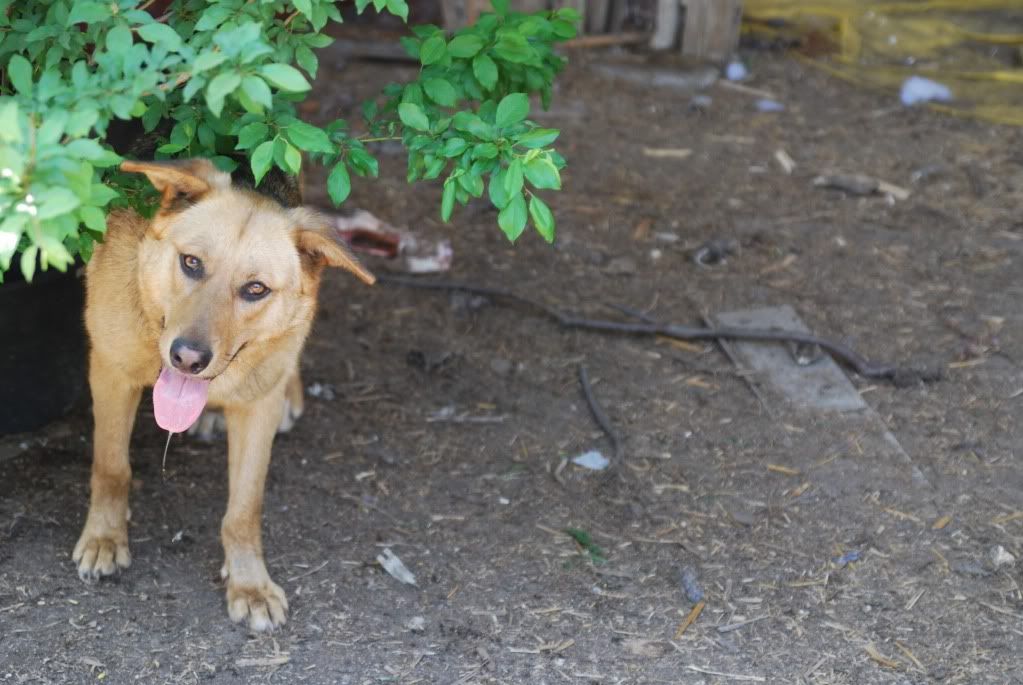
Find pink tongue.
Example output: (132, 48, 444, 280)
(153, 367, 211, 433)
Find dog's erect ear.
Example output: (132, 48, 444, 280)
(290, 208, 376, 285)
(120, 159, 230, 211)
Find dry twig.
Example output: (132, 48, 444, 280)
(377, 275, 931, 382)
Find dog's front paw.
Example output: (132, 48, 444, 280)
(73, 529, 130, 582)
(222, 561, 288, 632)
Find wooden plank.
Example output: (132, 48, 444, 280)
(649, 0, 680, 50)
(680, 0, 743, 61)
(586, 0, 611, 34)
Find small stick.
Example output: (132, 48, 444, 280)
(674, 600, 705, 638)
(578, 364, 622, 461)
(376, 275, 923, 382)
(286, 560, 330, 583)
(562, 32, 649, 49)
(686, 665, 765, 682)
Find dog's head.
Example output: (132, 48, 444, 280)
(122, 159, 374, 381)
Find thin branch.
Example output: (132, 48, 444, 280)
(375, 274, 939, 384)
(578, 364, 622, 461)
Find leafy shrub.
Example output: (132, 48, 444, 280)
(0, 0, 578, 282)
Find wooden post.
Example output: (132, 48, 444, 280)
(681, 0, 743, 62)
(649, 0, 680, 50)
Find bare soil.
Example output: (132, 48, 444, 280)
(4, 42, 1023, 685)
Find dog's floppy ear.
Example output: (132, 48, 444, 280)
(290, 207, 376, 285)
(120, 159, 230, 211)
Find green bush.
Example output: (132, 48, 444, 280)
(0, 0, 578, 283)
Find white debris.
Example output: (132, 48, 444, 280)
(405, 616, 426, 632)
(306, 383, 336, 400)
(725, 61, 748, 81)
(572, 450, 610, 470)
(755, 99, 785, 112)
(377, 548, 417, 586)
(900, 76, 952, 106)
(991, 545, 1016, 568)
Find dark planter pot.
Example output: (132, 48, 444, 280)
(0, 263, 87, 435)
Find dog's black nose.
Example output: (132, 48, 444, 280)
(170, 338, 212, 375)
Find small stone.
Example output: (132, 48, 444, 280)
(990, 545, 1016, 568)
(490, 358, 513, 376)
(603, 256, 637, 276)
(406, 616, 426, 632)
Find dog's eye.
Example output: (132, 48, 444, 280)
(240, 281, 271, 301)
(180, 254, 204, 279)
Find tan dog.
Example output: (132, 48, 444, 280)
(75, 159, 374, 631)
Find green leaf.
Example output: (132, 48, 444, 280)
(496, 93, 529, 128)
(504, 158, 524, 196)
(137, 23, 182, 50)
(327, 162, 352, 205)
(20, 246, 38, 283)
(472, 54, 498, 90)
(0, 102, 21, 143)
(442, 137, 468, 157)
(491, 0, 510, 15)
(284, 120, 334, 153)
(493, 36, 535, 63)
(294, 0, 313, 18)
(241, 76, 273, 111)
(251, 140, 274, 184)
(192, 51, 227, 74)
(441, 179, 456, 222)
(37, 188, 81, 220)
(423, 78, 458, 107)
(498, 192, 527, 241)
(398, 103, 430, 132)
(66, 139, 107, 161)
(420, 35, 446, 65)
(67, 2, 110, 25)
(79, 206, 107, 232)
(529, 195, 554, 242)
(66, 109, 99, 137)
(194, 5, 233, 31)
(473, 143, 498, 159)
(516, 128, 559, 149)
(295, 45, 318, 77)
(452, 111, 492, 140)
(275, 138, 302, 174)
(488, 168, 510, 209)
(457, 171, 484, 197)
(385, 0, 409, 21)
(260, 64, 311, 92)
(205, 71, 241, 117)
(236, 122, 270, 150)
(448, 35, 484, 58)
(552, 19, 577, 39)
(8, 55, 32, 95)
(103, 25, 132, 56)
(524, 157, 561, 189)
(349, 148, 379, 177)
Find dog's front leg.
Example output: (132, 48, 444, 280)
(74, 353, 141, 580)
(220, 385, 289, 632)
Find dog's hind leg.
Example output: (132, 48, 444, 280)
(189, 371, 303, 441)
(277, 369, 304, 433)
(74, 353, 141, 581)
(220, 384, 289, 632)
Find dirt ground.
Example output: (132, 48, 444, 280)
(4, 37, 1023, 685)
